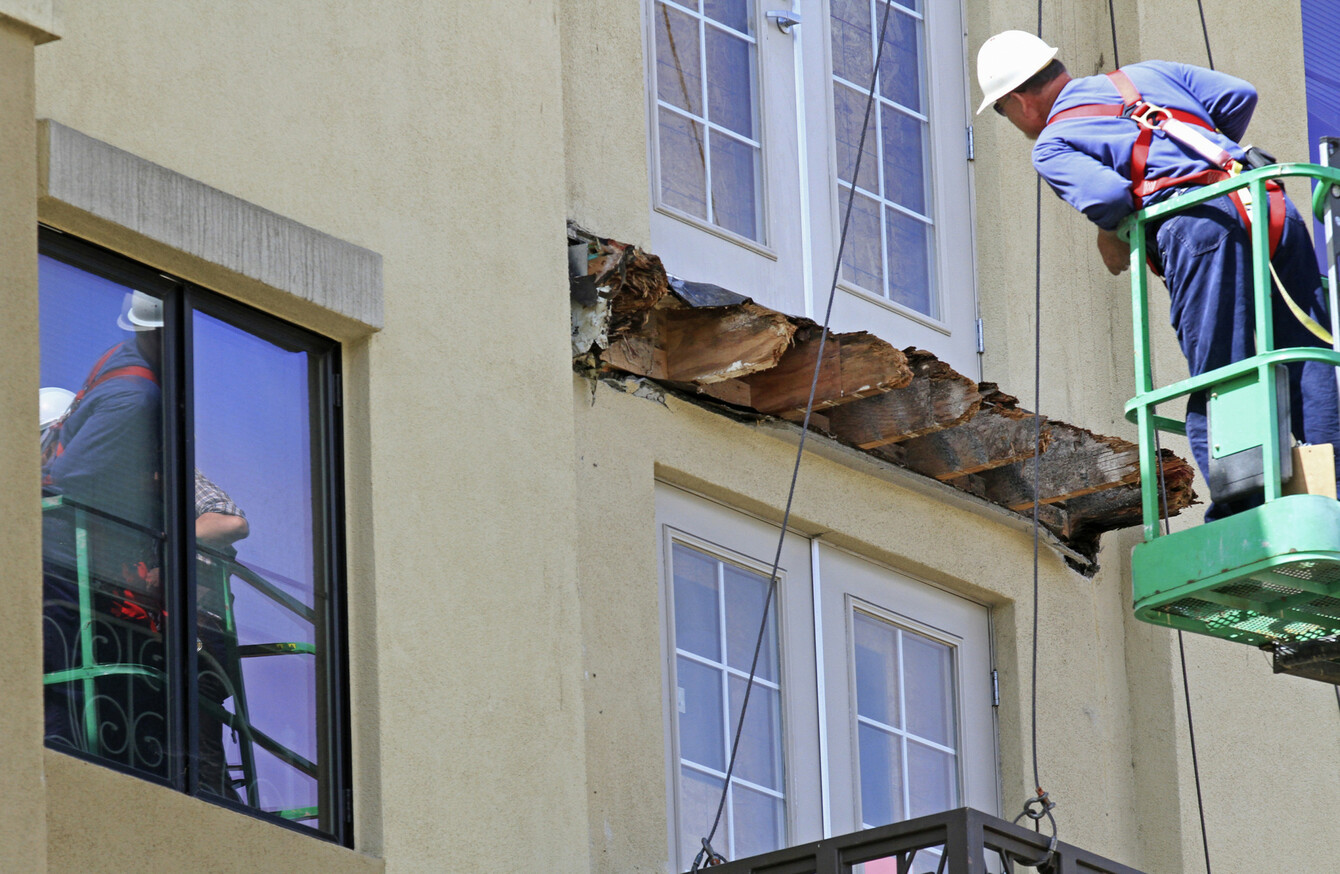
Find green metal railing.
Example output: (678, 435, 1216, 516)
(42, 495, 318, 820)
(1123, 162, 1340, 540)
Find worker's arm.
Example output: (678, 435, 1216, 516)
(1032, 132, 1135, 230)
(1174, 63, 1257, 142)
(196, 511, 249, 549)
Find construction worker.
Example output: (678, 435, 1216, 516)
(978, 31, 1340, 520)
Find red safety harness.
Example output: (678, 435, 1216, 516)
(1047, 69, 1285, 264)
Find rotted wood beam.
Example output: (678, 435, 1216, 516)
(602, 301, 798, 385)
(739, 329, 913, 415)
(826, 348, 984, 449)
(975, 424, 1156, 512)
(896, 386, 1050, 481)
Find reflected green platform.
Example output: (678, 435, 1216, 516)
(1133, 494, 1340, 646)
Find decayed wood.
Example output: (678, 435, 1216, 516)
(975, 424, 1152, 512)
(1035, 449, 1197, 559)
(602, 302, 797, 384)
(582, 237, 671, 337)
(740, 329, 913, 415)
(827, 349, 984, 449)
(898, 386, 1051, 480)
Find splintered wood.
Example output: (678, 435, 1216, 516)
(570, 229, 1197, 563)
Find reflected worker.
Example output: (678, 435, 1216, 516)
(41, 290, 165, 768)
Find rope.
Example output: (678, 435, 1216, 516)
(689, 2, 897, 865)
(1010, 7, 1059, 862)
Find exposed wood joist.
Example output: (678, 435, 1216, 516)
(601, 302, 798, 384)
(895, 386, 1051, 481)
(568, 226, 1198, 567)
(974, 424, 1179, 512)
(826, 349, 983, 449)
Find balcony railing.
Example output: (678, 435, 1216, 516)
(689, 807, 1144, 874)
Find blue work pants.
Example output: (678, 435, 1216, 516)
(1156, 192, 1340, 520)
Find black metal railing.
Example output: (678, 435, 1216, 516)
(690, 808, 1145, 874)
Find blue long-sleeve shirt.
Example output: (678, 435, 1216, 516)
(42, 341, 162, 585)
(1032, 61, 1258, 230)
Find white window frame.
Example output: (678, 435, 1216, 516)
(656, 484, 998, 866)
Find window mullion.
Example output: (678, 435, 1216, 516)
(163, 281, 198, 794)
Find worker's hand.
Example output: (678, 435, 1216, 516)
(1096, 228, 1131, 276)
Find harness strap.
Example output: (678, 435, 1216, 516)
(43, 343, 159, 470)
(1107, 69, 1141, 105)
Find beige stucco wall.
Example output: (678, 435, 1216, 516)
(0, 13, 48, 870)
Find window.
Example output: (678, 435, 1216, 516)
(646, 0, 979, 377)
(38, 230, 349, 841)
(658, 486, 996, 870)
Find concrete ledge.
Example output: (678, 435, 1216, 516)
(38, 120, 383, 331)
(0, 0, 59, 43)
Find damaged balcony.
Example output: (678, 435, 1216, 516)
(569, 227, 1196, 572)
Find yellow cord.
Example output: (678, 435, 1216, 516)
(1269, 259, 1335, 345)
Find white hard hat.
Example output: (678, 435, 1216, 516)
(117, 290, 164, 331)
(39, 387, 76, 430)
(975, 30, 1059, 115)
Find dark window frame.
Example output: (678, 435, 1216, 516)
(38, 226, 353, 846)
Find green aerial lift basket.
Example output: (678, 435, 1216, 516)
(1125, 158, 1340, 684)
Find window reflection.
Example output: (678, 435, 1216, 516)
(38, 241, 345, 838)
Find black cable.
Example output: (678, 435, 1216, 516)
(691, 2, 897, 865)
(1177, 630, 1214, 874)
(1195, 0, 1215, 70)
(1030, 173, 1043, 798)
(1106, 0, 1121, 69)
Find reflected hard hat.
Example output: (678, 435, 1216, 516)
(975, 30, 1059, 115)
(39, 386, 76, 429)
(117, 290, 164, 331)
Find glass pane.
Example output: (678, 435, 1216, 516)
(907, 739, 957, 819)
(885, 209, 934, 316)
(853, 612, 900, 727)
(728, 675, 782, 790)
(705, 25, 756, 138)
(673, 543, 722, 661)
(679, 767, 726, 869)
(903, 633, 955, 746)
(839, 188, 884, 293)
(192, 310, 332, 827)
(877, 6, 924, 112)
(710, 132, 762, 241)
(656, 2, 703, 115)
(677, 656, 726, 770)
(833, 82, 880, 193)
(830, 0, 872, 84)
(723, 563, 776, 679)
(732, 783, 785, 860)
(704, 0, 750, 34)
(881, 109, 928, 215)
(659, 108, 708, 219)
(39, 255, 170, 781)
(857, 721, 904, 827)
